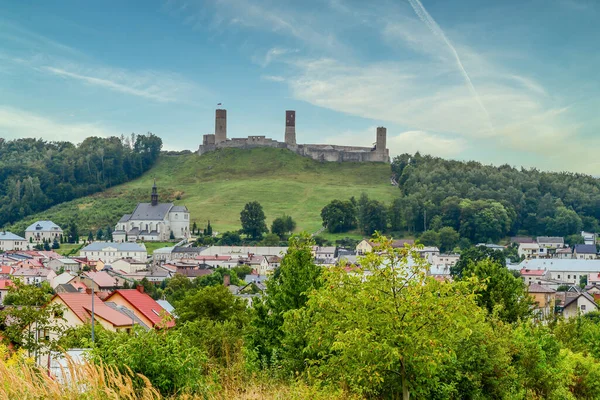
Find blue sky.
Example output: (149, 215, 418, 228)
(1, 0, 599, 173)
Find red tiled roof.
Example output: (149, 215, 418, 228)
(0, 279, 13, 289)
(55, 292, 132, 327)
(520, 268, 546, 276)
(84, 271, 119, 288)
(0, 266, 12, 274)
(105, 289, 175, 328)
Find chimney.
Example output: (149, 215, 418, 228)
(223, 274, 231, 287)
(136, 285, 145, 293)
(85, 288, 92, 295)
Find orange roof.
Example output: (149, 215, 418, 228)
(520, 268, 546, 276)
(105, 289, 175, 328)
(83, 271, 119, 288)
(0, 266, 12, 274)
(54, 292, 132, 327)
(0, 279, 13, 289)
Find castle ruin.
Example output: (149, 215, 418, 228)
(198, 109, 390, 163)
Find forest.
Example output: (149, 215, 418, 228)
(0, 133, 162, 228)
(322, 153, 600, 245)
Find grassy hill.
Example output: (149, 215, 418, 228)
(8, 148, 398, 237)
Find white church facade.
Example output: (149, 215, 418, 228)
(112, 181, 190, 242)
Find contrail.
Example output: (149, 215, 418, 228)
(407, 0, 494, 133)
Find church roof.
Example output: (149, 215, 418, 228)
(130, 203, 174, 221)
(118, 214, 131, 223)
(25, 220, 63, 232)
(170, 205, 188, 212)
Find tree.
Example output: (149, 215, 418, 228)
(321, 200, 356, 233)
(283, 235, 505, 398)
(240, 201, 268, 239)
(192, 221, 198, 235)
(260, 233, 280, 246)
(96, 228, 104, 241)
(0, 280, 64, 359)
(51, 238, 60, 249)
(359, 199, 388, 235)
(418, 230, 440, 247)
(452, 245, 506, 278)
(87, 231, 93, 242)
(458, 259, 533, 323)
(204, 221, 213, 236)
(271, 214, 296, 239)
(438, 226, 460, 252)
(174, 285, 248, 325)
(248, 233, 322, 368)
(218, 231, 242, 246)
(566, 234, 585, 247)
(67, 221, 79, 244)
(548, 207, 583, 237)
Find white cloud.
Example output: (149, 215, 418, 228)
(261, 75, 285, 82)
(0, 106, 117, 142)
(257, 47, 299, 67)
(40, 64, 205, 104)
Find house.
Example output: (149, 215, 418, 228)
(47, 258, 81, 273)
(356, 239, 415, 255)
(111, 258, 147, 274)
(520, 268, 550, 284)
(515, 259, 600, 285)
(78, 271, 122, 292)
(312, 246, 337, 264)
(80, 242, 147, 264)
(51, 272, 77, 289)
(0, 266, 13, 278)
(11, 268, 56, 285)
(0, 232, 29, 251)
(176, 268, 213, 280)
(556, 291, 599, 319)
(0, 279, 13, 304)
(431, 254, 460, 269)
(104, 287, 175, 329)
(477, 244, 505, 251)
(537, 236, 565, 249)
(15, 259, 44, 269)
(48, 292, 134, 332)
(112, 180, 190, 242)
(511, 236, 535, 244)
(528, 283, 556, 318)
(555, 248, 573, 259)
(169, 246, 207, 260)
(153, 246, 175, 262)
(582, 231, 597, 246)
(198, 246, 289, 258)
(25, 221, 63, 244)
(415, 246, 440, 263)
(573, 244, 597, 260)
(55, 283, 80, 294)
(193, 255, 236, 269)
(518, 243, 542, 259)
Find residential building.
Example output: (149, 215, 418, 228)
(80, 242, 147, 263)
(198, 246, 289, 258)
(48, 292, 133, 332)
(104, 287, 175, 329)
(555, 248, 573, 259)
(111, 258, 147, 274)
(0, 279, 13, 304)
(574, 244, 597, 260)
(11, 268, 56, 285)
(112, 180, 190, 242)
(518, 243, 542, 259)
(556, 291, 599, 319)
(51, 272, 77, 290)
(153, 246, 175, 262)
(511, 236, 535, 244)
(169, 246, 207, 260)
(520, 268, 550, 284)
(0, 232, 28, 251)
(528, 283, 556, 318)
(47, 258, 81, 273)
(515, 259, 600, 285)
(537, 236, 565, 249)
(582, 231, 597, 246)
(356, 239, 415, 255)
(25, 221, 63, 244)
(312, 246, 337, 264)
(78, 271, 123, 292)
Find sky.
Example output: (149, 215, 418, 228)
(1, 0, 599, 173)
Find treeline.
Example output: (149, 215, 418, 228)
(389, 153, 600, 242)
(0, 133, 162, 227)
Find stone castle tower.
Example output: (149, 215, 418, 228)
(376, 127, 387, 154)
(285, 110, 296, 146)
(215, 109, 227, 143)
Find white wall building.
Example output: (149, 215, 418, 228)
(80, 242, 147, 264)
(112, 181, 190, 242)
(111, 258, 148, 274)
(25, 220, 63, 244)
(516, 259, 600, 285)
(0, 231, 28, 251)
(518, 243, 543, 259)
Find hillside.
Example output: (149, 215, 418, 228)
(8, 148, 397, 236)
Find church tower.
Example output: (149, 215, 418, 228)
(151, 179, 158, 206)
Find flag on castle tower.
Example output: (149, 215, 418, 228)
(217, 103, 222, 106)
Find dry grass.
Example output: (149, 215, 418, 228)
(0, 348, 360, 400)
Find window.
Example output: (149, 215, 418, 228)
(568, 275, 571, 279)
(581, 304, 587, 311)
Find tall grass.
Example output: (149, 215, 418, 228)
(0, 348, 361, 400)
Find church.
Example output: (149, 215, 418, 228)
(113, 181, 190, 242)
